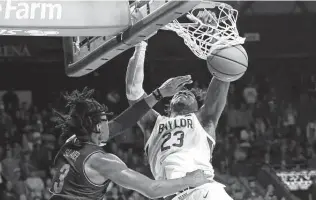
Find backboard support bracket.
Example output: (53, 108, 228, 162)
(64, 0, 201, 77)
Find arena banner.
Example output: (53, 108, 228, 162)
(0, 43, 31, 57)
(0, 0, 130, 36)
(276, 169, 316, 191)
(0, 36, 63, 62)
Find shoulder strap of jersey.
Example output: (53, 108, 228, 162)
(53, 141, 71, 165)
(191, 113, 216, 145)
(144, 115, 164, 153)
(66, 134, 76, 143)
(83, 150, 110, 187)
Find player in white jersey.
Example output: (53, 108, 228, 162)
(125, 39, 236, 200)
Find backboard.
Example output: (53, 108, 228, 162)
(64, 0, 201, 77)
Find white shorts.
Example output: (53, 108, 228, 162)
(171, 182, 233, 200)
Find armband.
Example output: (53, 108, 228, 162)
(152, 89, 163, 101)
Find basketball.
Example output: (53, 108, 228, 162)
(207, 45, 248, 82)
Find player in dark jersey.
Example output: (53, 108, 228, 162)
(50, 82, 212, 200)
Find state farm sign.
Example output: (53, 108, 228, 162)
(0, 0, 62, 20)
(0, 0, 130, 36)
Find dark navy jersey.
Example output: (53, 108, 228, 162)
(50, 138, 110, 200)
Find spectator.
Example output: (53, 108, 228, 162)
(25, 175, 44, 200)
(306, 119, 316, 145)
(0, 102, 13, 137)
(292, 146, 306, 165)
(234, 144, 247, 162)
(264, 184, 275, 200)
(265, 101, 279, 129)
(1, 181, 17, 200)
(42, 178, 52, 200)
(2, 89, 19, 115)
(308, 176, 316, 200)
(264, 152, 271, 165)
(239, 103, 253, 129)
(129, 154, 141, 170)
(12, 142, 22, 159)
(1, 146, 20, 184)
(293, 126, 305, 145)
(298, 93, 314, 128)
(20, 150, 36, 179)
(283, 103, 297, 128)
(287, 140, 297, 157)
(307, 144, 316, 168)
(243, 83, 258, 105)
(227, 103, 240, 129)
(227, 103, 252, 132)
(254, 117, 266, 136)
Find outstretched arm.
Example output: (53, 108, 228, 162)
(125, 41, 159, 141)
(196, 77, 229, 132)
(89, 153, 211, 199)
(108, 93, 158, 138)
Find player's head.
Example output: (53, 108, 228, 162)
(169, 89, 198, 116)
(54, 87, 110, 146)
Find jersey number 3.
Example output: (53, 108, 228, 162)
(53, 164, 70, 193)
(161, 131, 184, 152)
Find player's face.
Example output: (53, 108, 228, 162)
(170, 90, 198, 114)
(97, 115, 109, 146)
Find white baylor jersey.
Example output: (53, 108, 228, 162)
(145, 113, 216, 180)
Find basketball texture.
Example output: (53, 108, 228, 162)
(207, 45, 248, 82)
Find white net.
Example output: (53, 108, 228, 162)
(164, 1, 245, 60)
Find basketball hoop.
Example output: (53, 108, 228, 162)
(163, 1, 245, 60)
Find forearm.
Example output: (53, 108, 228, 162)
(201, 77, 230, 126)
(147, 177, 190, 198)
(108, 167, 191, 199)
(207, 77, 230, 106)
(126, 42, 147, 101)
(108, 93, 158, 137)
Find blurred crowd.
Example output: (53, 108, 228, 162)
(0, 72, 316, 200)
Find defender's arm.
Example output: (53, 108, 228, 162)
(125, 41, 159, 139)
(108, 93, 159, 138)
(89, 153, 197, 199)
(197, 77, 229, 129)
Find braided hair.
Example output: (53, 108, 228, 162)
(54, 87, 109, 142)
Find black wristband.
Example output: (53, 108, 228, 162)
(153, 89, 163, 101)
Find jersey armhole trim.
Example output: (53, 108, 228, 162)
(144, 115, 163, 153)
(192, 113, 216, 145)
(83, 150, 109, 187)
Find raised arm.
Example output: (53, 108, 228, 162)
(125, 41, 159, 140)
(88, 153, 211, 199)
(196, 77, 230, 132)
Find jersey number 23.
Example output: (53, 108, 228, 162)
(161, 130, 184, 152)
